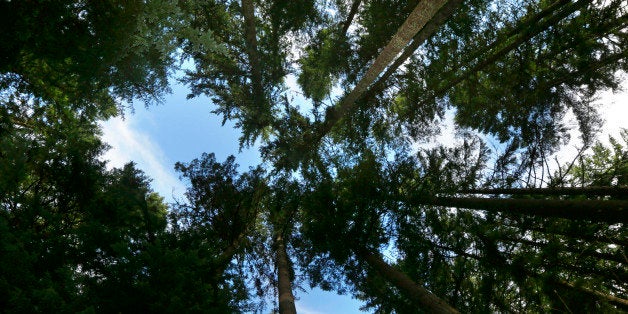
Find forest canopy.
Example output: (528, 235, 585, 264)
(1, 0, 627, 312)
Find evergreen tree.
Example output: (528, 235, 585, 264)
(2, 0, 627, 312)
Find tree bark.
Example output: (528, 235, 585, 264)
(456, 186, 628, 197)
(275, 234, 297, 314)
(555, 279, 628, 308)
(357, 249, 459, 313)
(340, 0, 362, 36)
(518, 224, 628, 247)
(214, 232, 246, 276)
(481, 236, 628, 308)
(241, 0, 265, 110)
(416, 0, 587, 110)
(417, 196, 628, 224)
(435, 242, 628, 308)
(321, 0, 451, 136)
(362, 0, 464, 101)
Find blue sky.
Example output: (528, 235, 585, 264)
(100, 72, 627, 312)
(100, 78, 371, 313)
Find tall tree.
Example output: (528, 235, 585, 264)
(4, 0, 628, 312)
(0, 0, 182, 113)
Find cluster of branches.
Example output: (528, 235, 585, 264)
(1, 0, 627, 313)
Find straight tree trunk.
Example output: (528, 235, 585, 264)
(321, 0, 451, 136)
(518, 224, 628, 247)
(362, 0, 464, 101)
(555, 279, 628, 308)
(241, 0, 265, 110)
(357, 249, 459, 313)
(416, 0, 587, 109)
(275, 234, 297, 314)
(456, 186, 628, 197)
(214, 203, 260, 276)
(214, 232, 246, 276)
(340, 0, 362, 36)
(481, 236, 628, 308)
(452, 0, 570, 73)
(417, 196, 628, 224)
(434, 242, 628, 308)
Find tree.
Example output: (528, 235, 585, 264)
(3, 0, 628, 312)
(0, 0, 182, 114)
(564, 129, 628, 188)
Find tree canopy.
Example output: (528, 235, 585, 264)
(1, 0, 627, 312)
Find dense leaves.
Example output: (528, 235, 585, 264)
(0, 0, 181, 114)
(2, 0, 627, 312)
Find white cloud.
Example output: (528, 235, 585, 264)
(295, 303, 326, 314)
(99, 116, 185, 202)
(552, 85, 628, 166)
(597, 86, 628, 142)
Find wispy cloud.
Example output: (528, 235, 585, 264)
(295, 303, 326, 314)
(99, 116, 185, 202)
(598, 87, 628, 141)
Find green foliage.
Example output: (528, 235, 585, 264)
(0, 0, 181, 113)
(298, 29, 352, 103)
(181, 0, 322, 146)
(3, 0, 628, 312)
(1, 75, 248, 313)
(566, 129, 628, 187)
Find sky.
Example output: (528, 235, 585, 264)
(100, 72, 627, 312)
(100, 78, 370, 313)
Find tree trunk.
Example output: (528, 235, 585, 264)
(456, 186, 628, 197)
(340, 0, 362, 36)
(362, 0, 464, 101)
(417, 196, 628, 224)
(275, 234, 297, 314)
(214, 232, 246, 277)
(434, 242, 628, 308)
(214, 201, 261, 276)
(555, 279, 628, 308)
(357, 249, 459, 313)
(416, 0, 586, 110)
(321, 0, 451, 136)
(241, 0, 265, 110)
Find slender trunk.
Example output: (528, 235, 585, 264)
(340, 0, 362, 36)
(214, 232, 246, 276)
(450, 258, 466, 308)
(321, 0, 451, 135)
(455, 186, 628, 197)
(416, 0, 587, 110)
(214, 201, 261, 276)
(454, 0, 570, 75)
(518, 224, 628, 247)
(539, 48, 628, 91)
(357, 249, 459, 313)
(555, 279, 628, 308)
(275, 234, 297, 314)
(416, 196, 628, 224)
(362, 0, 464, 101)
(241, 0, 265, 110)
